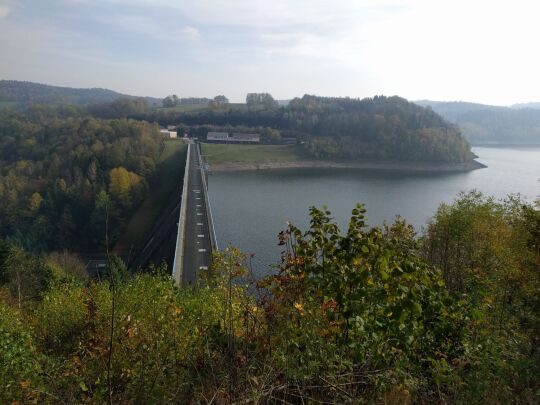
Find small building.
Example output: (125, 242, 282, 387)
(231, 133, 260, 143)
(160, 129, 178, 139)
(167, 125, 177, 131)
(207, 132, 230, 142)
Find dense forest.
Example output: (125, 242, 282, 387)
(0, 108, 164, 251)
(417, 100, 540, 144)
(0, 80, 161, 109)
(0, 193, 538, 403)
(145, 95, 475, 163)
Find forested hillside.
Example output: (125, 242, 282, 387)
(0, 80, 161, 109)
(0, 82, 476, 163)
(145, 95, 474, 163)
(289, 96, 473, 162)
(0, 109, 164, 251)
(417, 100, 540, 144)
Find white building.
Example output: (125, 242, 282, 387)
(206, 131, 260, 143)
(207, 132, 230, 142)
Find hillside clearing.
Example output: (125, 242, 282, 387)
(201, 143, 305, 164)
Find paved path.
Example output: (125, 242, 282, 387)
(174, 142, 213, 286)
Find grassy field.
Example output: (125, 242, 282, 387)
(113, 140, 187, 254)
(201, 143, 306, 164)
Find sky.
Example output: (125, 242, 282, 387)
(0, 0, 539, 104)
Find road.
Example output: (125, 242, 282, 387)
(175, 142, 213, 286)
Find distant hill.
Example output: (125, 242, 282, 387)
(511, 102, 540, 109)
(415, 100, 540, 145)
(0, 80, 162, 108)
(414, 100, 506, 121)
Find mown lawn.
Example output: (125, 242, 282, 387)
(201, 143, 306, 164)
(113, 140, 187, 253)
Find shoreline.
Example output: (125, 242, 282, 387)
(209, 159, 487, 173)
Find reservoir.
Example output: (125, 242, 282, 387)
(208, 146, 540, 276)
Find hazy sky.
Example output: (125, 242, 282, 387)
(0, 0, 539, 104)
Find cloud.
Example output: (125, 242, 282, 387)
(0, 4, 11, 18)
(90, 12, 202, 46)
(89, 0, 404, 28)
(182, 25, 199, 39)
(2, 0, 540, 103)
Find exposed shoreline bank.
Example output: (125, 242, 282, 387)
(209, 159, 487, 173)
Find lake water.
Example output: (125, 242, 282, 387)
(208, 146, 540, 277)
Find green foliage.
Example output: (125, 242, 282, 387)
(257, 205, 468, 400)
(422, 192, 540, 402)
